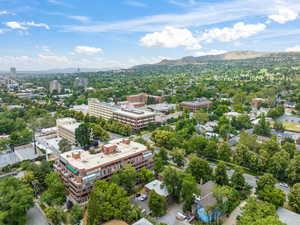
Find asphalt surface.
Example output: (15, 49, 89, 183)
(26, 203, 48, 225)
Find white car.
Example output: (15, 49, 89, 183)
(139, 194, 148, 201)
(279, 183, 289, 188)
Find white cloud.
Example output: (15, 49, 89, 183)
(68, 16, 90, 23)
(5, 21, 50, 30)
(5, 21, 26, 30)
(25, 21, 50, 30)
(74, 45, 103, 55)
(199, 22, 266, 43)
(195, 49, 227, 56)
(140, 26, 202, 50)
(0, 11, 11, 15)
(125, 0, 147, 7)
(48, 0, 73, 8)
(168, 0, 198, 7)
(285, 45, 300, 52)
(268, 7, 298, 24)
(64, 0, 300, 33)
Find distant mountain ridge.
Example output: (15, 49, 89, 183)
(133, 51, 300, 69)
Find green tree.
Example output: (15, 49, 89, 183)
(238, 197, 284, 225)
(0, 177, 34, 225)
(282, 141, 296, 159)
(257, 185, 285, 208)
(41, 172, 66, 205)
(87, 180, 141, 224)
(203, 140, 218, 159)
(75, 123, 92, 147)
(213, 185, 240, 215)
(268, 150, 289, 180)
(162, 167, 183, 202)
(218, 142, 231, 162)
(138, 168, 154, 184)
(288, 183, 300, 213)
(287, 155, 300, 184)
(171, 149, 185, 167)
(148, 190, 167, 217)
(111, 164, 137, 193)
(274, 121, 285, 132)
(214, 162, 229, 186)
(253, 115, 271, 137)
(187, 156, 212, 183)
(70, 205, 84, 225)
(256, 173, 276, 192)
(231, 167, 246, 191)
(58, 138, 72, 153)
(45, 206, 65, 225)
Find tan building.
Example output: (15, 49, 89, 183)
(56, 118, 80, 144)
(54, 138, 153, 203)
(113, 108, 155, 130)
(88, 98, 156, 130)
(179, 100, 213, 111)
(88, 98, 116, 120)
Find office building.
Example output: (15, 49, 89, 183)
(49, 80, 62, 93)
(56, 118, 81, 144)
(54, 138, 153, 203)
(10, 67, 16, 79)
(74, 77, 88, 89)
(88, 98, 116, 120)
(113, 108, 155, 130)
(88, 98, 156, 130)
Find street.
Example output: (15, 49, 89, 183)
(26, 203, 48, 225)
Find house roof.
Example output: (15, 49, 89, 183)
(132, 218, 153, 225)
(145, 179, 169, 197)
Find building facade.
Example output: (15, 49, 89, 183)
(54, 138, 153, 203)
(88, 98, 115, 120)
(49, 80, 62, 93)
(88, 98, 156, 130)
(179, 100, 213, 111)
(56, 118, 81, 144)
(127, 93, 162, 107)
(113, 108, 155, 130)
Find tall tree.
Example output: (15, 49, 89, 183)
(218, 142, 231, 162)
(41, 172, 66, 205)
(111, 164, 137, 193)
(187, 156, 212, 184)
(214, 162, 229, 186)
(75, 123, 92, 147)
(0, 177, 34, 225)
(87, 180, 141, 225)
(58, 138, 72, 153)
(148, 190, 167, 217)
(231, 167, 246, 191)
(288, 183, 300, 213)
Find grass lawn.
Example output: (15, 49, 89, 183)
(282, 122, 300, 132)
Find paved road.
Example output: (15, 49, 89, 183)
(26, 203, 48, 225)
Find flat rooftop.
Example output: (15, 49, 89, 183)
(60, 138, 149, 171)
(114, 108, 155, 118)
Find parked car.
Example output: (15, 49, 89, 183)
(139, 194, 148, 201)
(176, 212, 186, 221)
(279, 183, 289, 188)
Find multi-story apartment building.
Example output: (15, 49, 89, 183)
(74, 77, 88, 89)
(54, 138, 153, 203)
(49, 80, 62, 93)
(113, 108, 155, 130)
(56, 118, 81, 144)
(88, 98, 116, 120)
(88, 98, 156, 130)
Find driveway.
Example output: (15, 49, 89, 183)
(157, 203, 184, 225)
(26, 203, 48, 225)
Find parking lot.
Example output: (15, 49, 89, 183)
(131, 194, 184, 225)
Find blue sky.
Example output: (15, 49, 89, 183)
(0, 0, 299, 70)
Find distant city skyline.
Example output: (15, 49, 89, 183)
(0, 0, 299, 70)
